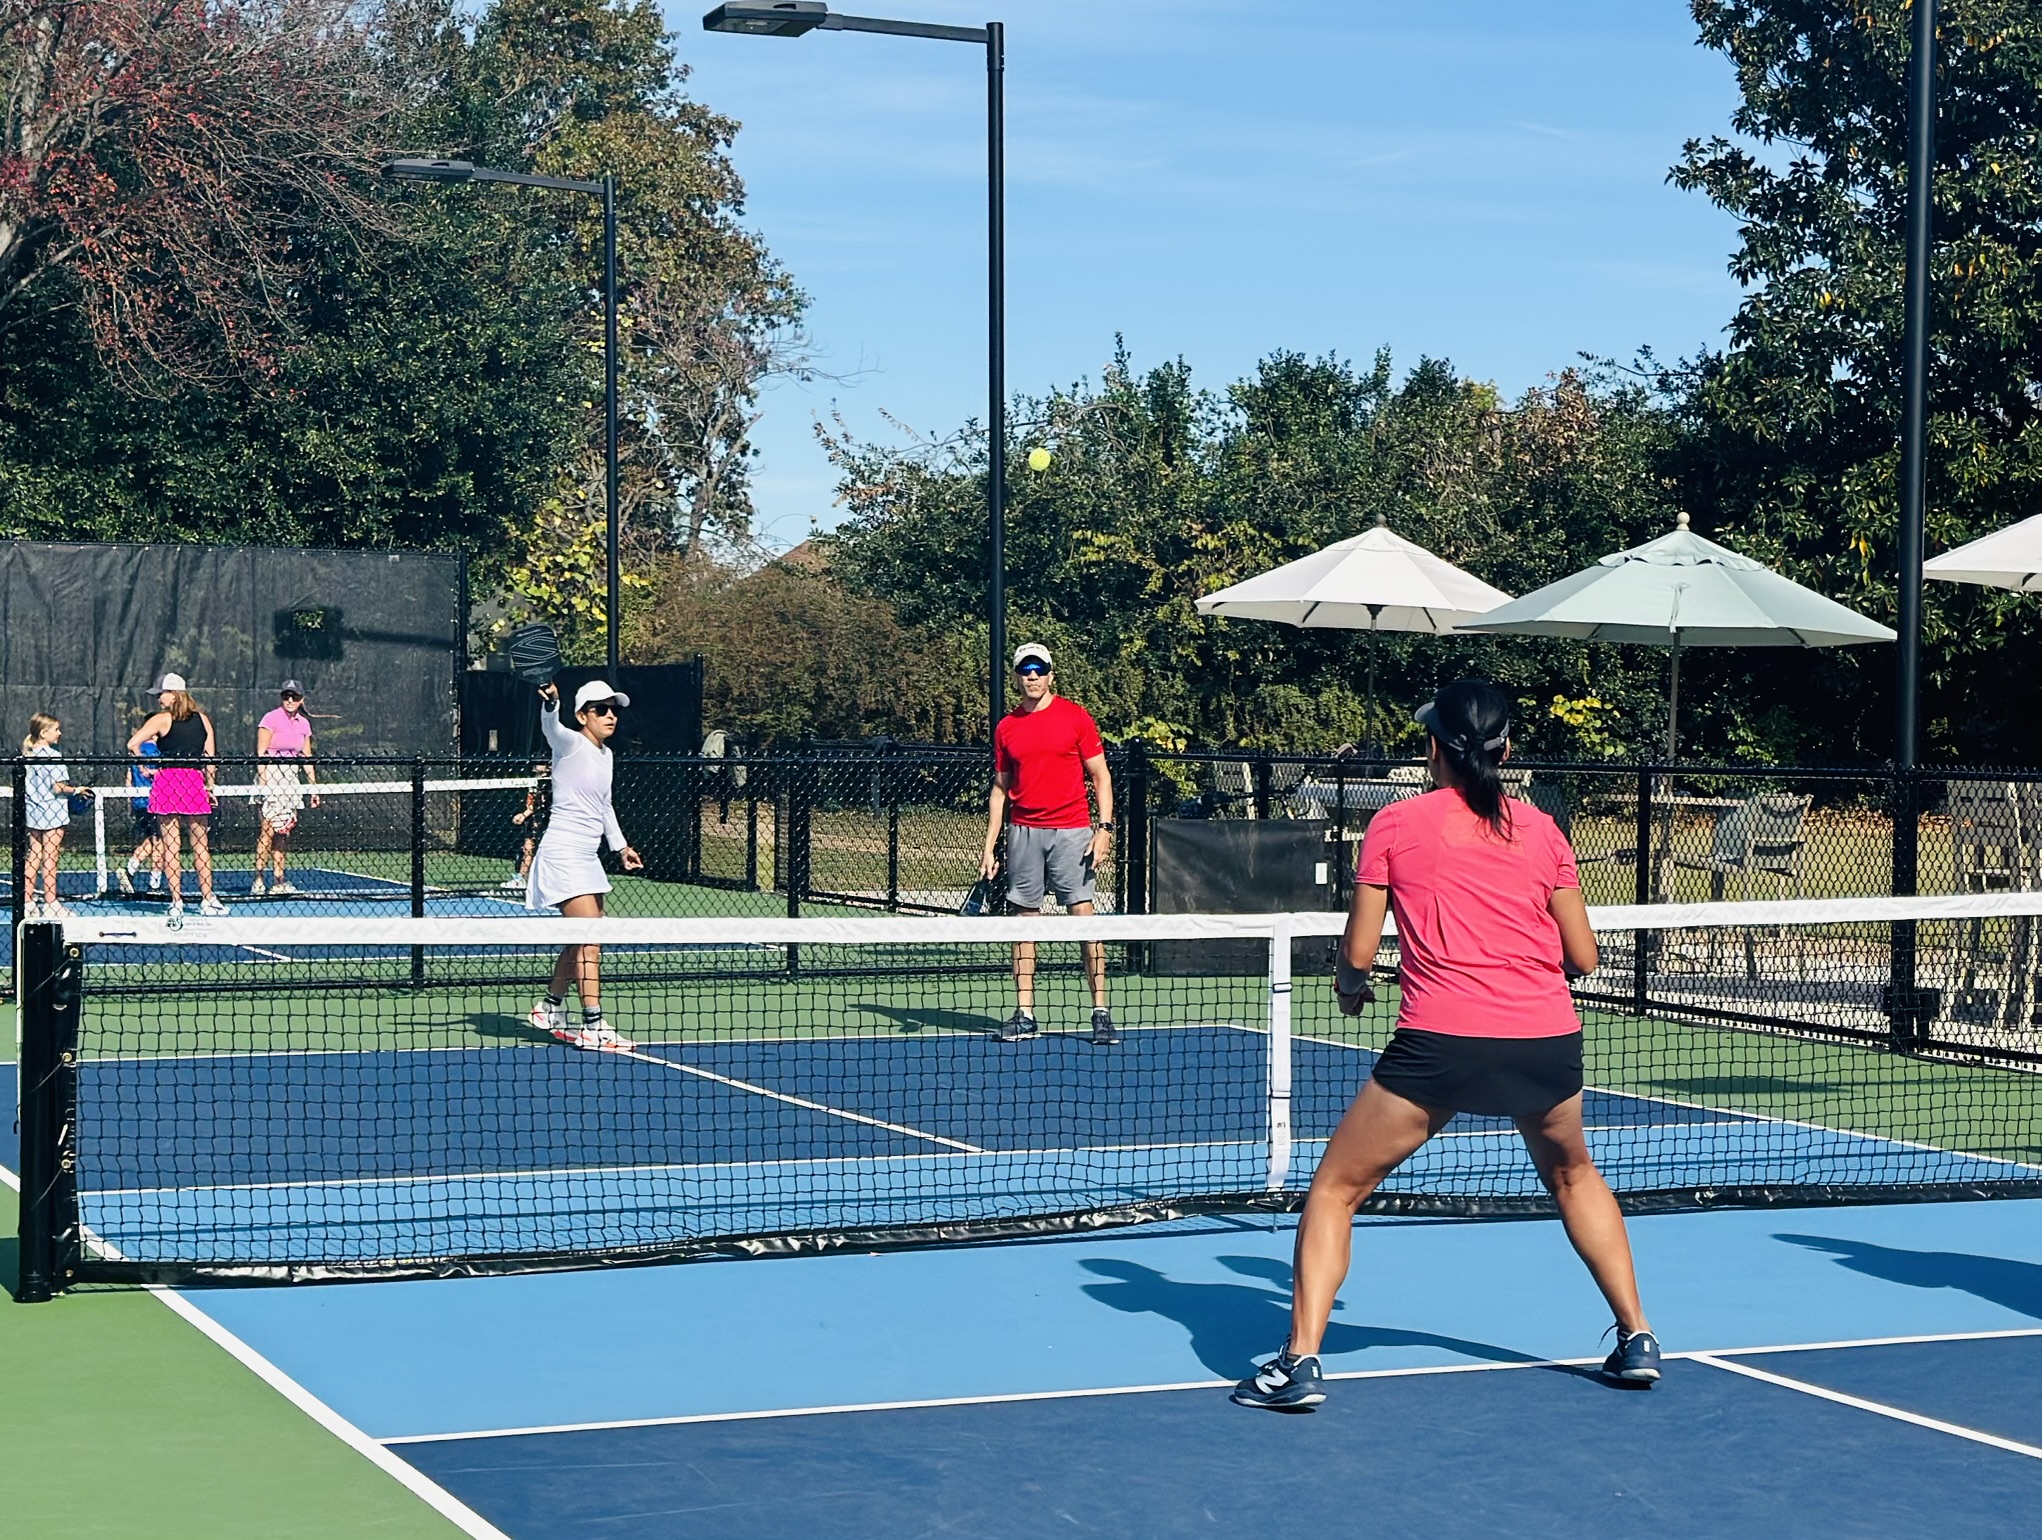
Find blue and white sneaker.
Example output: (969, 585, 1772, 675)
(1602, 1327, 1662, 1383)
(1231, 1349, 1326, 1411)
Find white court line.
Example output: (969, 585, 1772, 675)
(377, 1326, 2042, 1445)
(1692, 1351, 2042, 1459)
(616, 1044, 985, 1154)
(0, 1152, 512, 1540)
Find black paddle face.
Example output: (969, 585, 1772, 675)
(506, 623, 562, 685)
(960, 877, 998, 917)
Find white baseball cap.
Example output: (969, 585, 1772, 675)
(573, 680, 631, 712)
(1011, 643, 1052, 670)
(152, 672, 188, 693)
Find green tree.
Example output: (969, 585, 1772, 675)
(1671, 0, 2042, 763)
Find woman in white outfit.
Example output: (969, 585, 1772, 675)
(527, 678, 643, 1051)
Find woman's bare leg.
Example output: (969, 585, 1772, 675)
(1514, 1095, 1650, 1334)
(1289, 1079, 1451, 1356)
(188, 820, 215, 901)
(29, 829, 56, 903)
(158, 817, 184, 899)
(551, 893, 604, 1011)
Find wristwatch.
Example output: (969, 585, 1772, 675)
(1097, 821, 1115, 831)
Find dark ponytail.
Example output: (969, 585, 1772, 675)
(1414, 678, 1514, 840)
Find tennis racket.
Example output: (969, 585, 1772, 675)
(505, 623, 562, 685)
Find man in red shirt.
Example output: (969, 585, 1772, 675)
(979, 643, 1118, 1044)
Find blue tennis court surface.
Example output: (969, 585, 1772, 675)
(73, 1029, 2033, 1267)
(179, 1198, 2042, 1539)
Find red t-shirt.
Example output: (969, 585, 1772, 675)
(1356, 788, 1581, 1039)
(994, 696, 1105, 829)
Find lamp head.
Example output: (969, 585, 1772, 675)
(702, 2, 828, 35)
(382, 157, 478, 183)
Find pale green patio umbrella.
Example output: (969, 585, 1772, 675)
(1458, 513, 1895, 759)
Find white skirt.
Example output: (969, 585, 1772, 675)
(526, 832, 610, 911)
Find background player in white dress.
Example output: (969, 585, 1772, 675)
(527, 679, 643, 1051)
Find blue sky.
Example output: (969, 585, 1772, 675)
(670, 1, 1750, 550)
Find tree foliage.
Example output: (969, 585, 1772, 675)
(1672, 0, 2042, 762)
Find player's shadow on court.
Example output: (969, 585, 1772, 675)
(1778, 1234, 2042, 1321)
(469, 1012, 555, 1045)
(853, 1004, 1003, 1036)
(1078, 1255, 1538, 1377)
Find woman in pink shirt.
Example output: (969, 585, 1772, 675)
(251, 681, 319, 897)
(1234, 680, 1658, 1411)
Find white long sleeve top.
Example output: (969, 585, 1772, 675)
(539, 700, 627, 852)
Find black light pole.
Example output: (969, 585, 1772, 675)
(384, 158, 624, 679)
(1889, 0, 1936, 1048)
(1894, 0, 1936, 783)
(703, 2, 1008, 728)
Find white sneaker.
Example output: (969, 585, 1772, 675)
(270, 880, 297, 895)
(198, 897, 230, 917)
(531, 998, 569, 1037)
(149, 870, 164, 891)
(167, 899, 185, 922)
(248, 877, 267, 898)
(43, 900, 75, 919)
(554, 1022, 636, 1053)
(116, 869, 135, 896)
(24, 899, 43, 920)
(500, 874, 527, 890)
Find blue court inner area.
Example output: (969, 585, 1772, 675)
(72, 1026, 2032, 1269)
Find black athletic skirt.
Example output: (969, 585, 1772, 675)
(1370, 1028, 1584, 1119)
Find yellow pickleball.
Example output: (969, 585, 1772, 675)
(1026, 446, 1053, 472)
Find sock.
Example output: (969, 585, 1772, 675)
(583, 1005, 604, 1026)
(546, 993, 564, 1010)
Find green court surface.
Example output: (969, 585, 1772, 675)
(0, 1236, 464, 1539)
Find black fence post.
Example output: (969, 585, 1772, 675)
(1889, 767, 1925, 1049)
(886, 745, 901, 912)
(16, 922, 81, 1302)
(10, 756, 26, 938)
(745, 753, 760, 892)
(410, 758, 427, 987)
(1332, 758, 1350, 908)
(1632, 763, 1654, 1015)
(1124, 742, 1149, 916)
(1252, 753, 1272, 821)
(787, 753, 814, 976)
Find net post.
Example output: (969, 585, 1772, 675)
(1264, 917, 1295, 1194)
(1631, 764, 1654, 1014)
(10, 755, 26, 942)
(410, 758, 427, 987)
(16, 923, 81, 1302)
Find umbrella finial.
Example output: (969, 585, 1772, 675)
(1676, 511, 1691, 531)
(1374, 511, 1388, 529)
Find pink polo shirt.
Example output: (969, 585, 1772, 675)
(259, 707, 313, 756)
(1356, 788, 1580, 1039)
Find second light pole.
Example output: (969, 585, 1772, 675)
(703, 2, 1009, 726)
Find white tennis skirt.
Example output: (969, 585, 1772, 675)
(526, 834, 610, 911)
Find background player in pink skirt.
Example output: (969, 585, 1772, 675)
(128, 672, 227, 917)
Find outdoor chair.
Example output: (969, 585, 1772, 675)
(1948, 780, 2039, 1025)
(1671, 793, 1811, 978)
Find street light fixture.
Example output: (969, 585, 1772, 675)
(383, 157, 625, 679)
(704, 4, 1010, 727)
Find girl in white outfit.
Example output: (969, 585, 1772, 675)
(527, 679, 643, 1051)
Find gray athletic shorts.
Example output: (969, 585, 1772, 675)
(1005, 824, 1096, 909)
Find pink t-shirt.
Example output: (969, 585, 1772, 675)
(1356, 788, 1580, 1039)
(259, 707, 313, 756)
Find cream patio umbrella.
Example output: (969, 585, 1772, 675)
(1924, 512, 2042, 590)
(1194, 515, 1515, 732)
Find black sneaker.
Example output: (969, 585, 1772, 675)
(1090, 1007, 1119, 1046)
(1602, 1327, 1662, 1383)
(1231, 1349, 1326, 1411)
(994, 1009, 1039, 1042)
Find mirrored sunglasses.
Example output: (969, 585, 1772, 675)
(1014, 662, 1050, 677)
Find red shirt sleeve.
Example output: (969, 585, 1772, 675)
(1070, 703, 1105, 761)
(994, 718, 1015, 779)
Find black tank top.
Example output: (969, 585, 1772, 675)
(159, 711, 208, 762)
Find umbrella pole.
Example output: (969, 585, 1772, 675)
(1366, 606, 1383, 757)
(1654, 632, 1682, 902)
(1666, 633, 1681, 762)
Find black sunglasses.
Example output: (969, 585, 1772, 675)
(582, 700, 620, 716)
(1014, 662, 1050, 677)
(281, 693, 303, 702)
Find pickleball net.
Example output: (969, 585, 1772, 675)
(14, 896, 2042, 1293)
